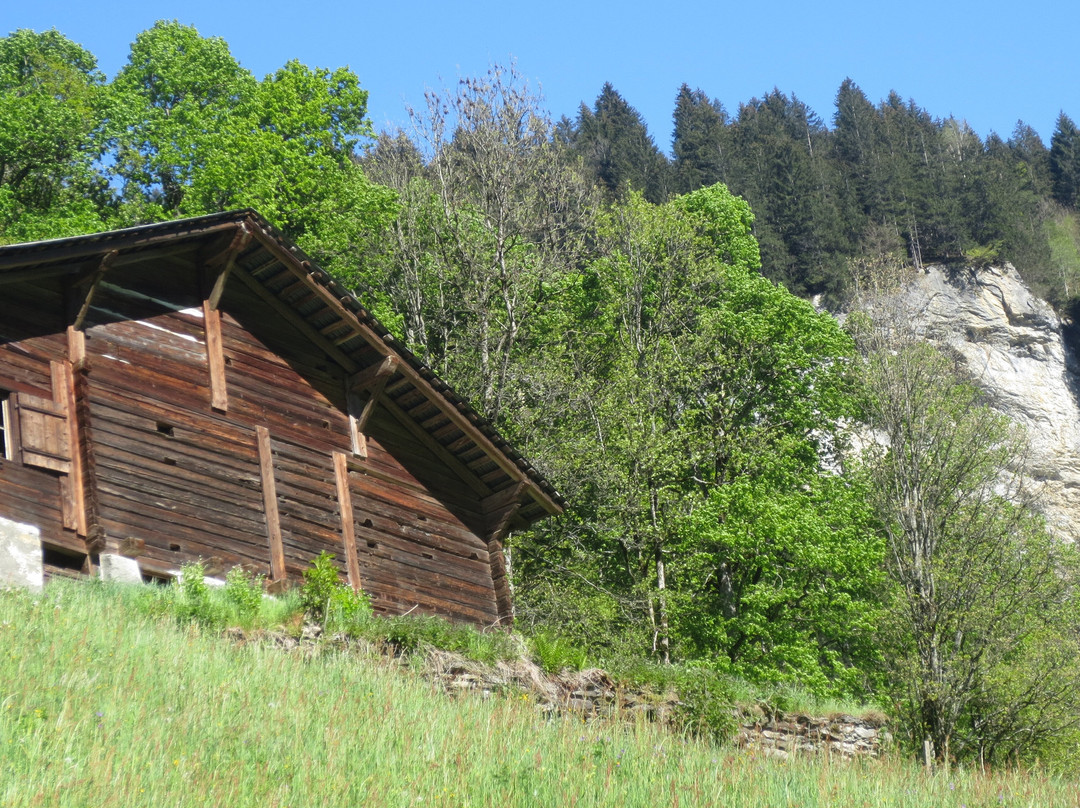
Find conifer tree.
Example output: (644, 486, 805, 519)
(1050, 112, 1080, 208)
(671, 84, 729, 194)
(572, 83, 670, 202)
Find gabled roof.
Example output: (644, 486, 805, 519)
(0, 210, 564, 523)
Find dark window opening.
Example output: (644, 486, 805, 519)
(156, 422, 175, 437)
(42, 545, 88, 575)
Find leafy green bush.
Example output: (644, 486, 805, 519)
(667, 667, 739, 743)
(177, 561, 225, 627)
(299, 551, 372, 632)
(223, 566, 265, 624)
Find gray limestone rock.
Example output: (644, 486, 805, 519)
(0, 516, 43, 592)
(884, 264, 1080, 542)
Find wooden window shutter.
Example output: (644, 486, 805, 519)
(15, 392, 71, 473)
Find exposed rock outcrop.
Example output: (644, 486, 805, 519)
(888, 264, 1080, 542)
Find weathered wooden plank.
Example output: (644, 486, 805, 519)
(356, 525, 495, 590)
(256, 426, 286, 582)
(93, 444, 263, 517)
(97, 490, 272, 564)
(89, 376, 262, 458)
(333, 451, 362, 592)
(0, 463, 66, 528)
(95, 468, 268, 541)
(15, 391, 70, 473)
(52, 359, 86, 534)
(359, 572, 497, 624)
(91, 418, 261, 485)
(88, 316, 208, 369)
(203, 302, 228, 411)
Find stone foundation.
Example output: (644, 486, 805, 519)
(0, 516, 43, 592)
(98, 553, 142, 584)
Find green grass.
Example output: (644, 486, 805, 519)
(2, 580, 1079, 807)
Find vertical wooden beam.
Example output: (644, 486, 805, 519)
(66, 326, 86, 369)
(346, 390, 368, 458)
(483, 482, 526, 628)
(332, 450, 362, 593)
(51, 360, 87, 536)
(68, 337, 102, 558)
(256, 426, 285, 581)
(203, 301, 227, 412)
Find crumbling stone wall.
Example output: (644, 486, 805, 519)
(737, 710, 891, 759)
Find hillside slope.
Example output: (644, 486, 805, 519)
(2, 581, 1078, 806)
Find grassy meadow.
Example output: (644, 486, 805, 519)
(0, 580, 1077, 807)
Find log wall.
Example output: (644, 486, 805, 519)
(0, 263, 502, 624)
(0, 284, 77, 557)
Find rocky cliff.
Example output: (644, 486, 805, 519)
(888, 264, 1080, 543)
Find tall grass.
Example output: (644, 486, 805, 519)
(1, 580, 1078, 807)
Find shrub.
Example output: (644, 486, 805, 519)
(223, 566, 265, 624)
(299, 551, 372, 631)
(176, 561, 224, 627)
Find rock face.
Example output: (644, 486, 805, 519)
(893, 264, 1080, 543)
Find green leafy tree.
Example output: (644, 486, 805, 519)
(109, 21, 395, 266)
(0, 29, 110, 241)
(515, 185, 881, 694)
(856, 329, 1080, 762)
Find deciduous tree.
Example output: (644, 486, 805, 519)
(0, 29, 109, 241)
(855, 320, 1080, 762)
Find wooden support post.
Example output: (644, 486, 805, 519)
(203, 223, 251, 310)
(346, 390, 369, 458)
(256, 426, 285, 582)
(203, 301, 227, 412)
(332, 451, 362, 592)
(68, 332, 101, 552)
(346, 356, 398, 457)
(67, 326, 86, 370)
(51, 360, 87, 536)
(483, 482, 526, 627)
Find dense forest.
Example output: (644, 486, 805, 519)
(6, 22, 1080, 764)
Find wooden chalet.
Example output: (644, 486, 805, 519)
(0, 210, 562, 625)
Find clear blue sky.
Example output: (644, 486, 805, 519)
(6, 0, 1079, 152)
